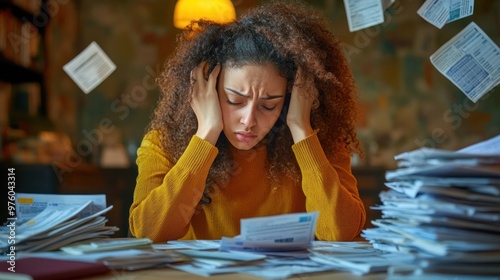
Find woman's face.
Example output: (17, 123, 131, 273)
(217, 63, 287, 150)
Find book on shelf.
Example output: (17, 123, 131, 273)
(0, 6, 43, 69)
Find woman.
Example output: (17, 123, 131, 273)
(129, 0, 366, 242)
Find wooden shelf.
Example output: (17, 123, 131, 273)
(0, 0, 41, 24)
(0, 0, 49, 120)
(0, 56, 44, 83)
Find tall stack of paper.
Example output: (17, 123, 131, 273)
(0, 194, 118, 253)
(362, 135, 500, 276)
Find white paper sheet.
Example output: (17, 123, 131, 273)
(309, 245, 415, 275)
(447, 0, 475, 23)
(343, 0, 384, 32)
(458, 135, 500, 154)
(417, 0, 475, 29)
(63, 41, 116, 94)
(152, 240, 221, 250)
(430, 22, 500, 102)
(220, 212, 318, 252)
(417, 0, 450, 29)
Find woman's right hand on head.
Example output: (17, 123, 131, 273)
(190, 62, 223, 145)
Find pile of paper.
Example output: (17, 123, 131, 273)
(362, 135, 500, 275)
(0, 194, 118, 253)
(308, 241, 415, 275)
(165, 212, 347, 279)
(165, 240, 340, 279)
(60, 237, 153, 254)
(169, 250, 267, 277)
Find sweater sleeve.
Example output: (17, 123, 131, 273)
(292, 131, 366, 241)
(129, 130, 218, 242)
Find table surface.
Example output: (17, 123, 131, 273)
(82, 267, 388, 279)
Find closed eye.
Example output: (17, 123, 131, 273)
(262, 105, 276, 111)
(226, 99, 242, 106)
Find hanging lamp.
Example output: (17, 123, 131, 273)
(173, 0, 236, 29)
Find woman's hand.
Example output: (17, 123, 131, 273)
(190, 62, 222, 145)
(287, 68, 317, 143)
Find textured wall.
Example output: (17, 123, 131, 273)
(320, 0, 500, 167)
(47, 0, 500, 168)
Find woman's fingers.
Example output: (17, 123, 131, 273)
(191, 62, 205, 86)
(207, 64, 221, 88)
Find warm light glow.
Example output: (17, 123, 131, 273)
(173, 0, 236, 29)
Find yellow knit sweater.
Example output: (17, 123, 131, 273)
(129, 130, 366, 242)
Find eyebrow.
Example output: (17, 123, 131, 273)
(225, 87, 284, 100)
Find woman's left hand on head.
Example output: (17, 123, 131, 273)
(190, 62, 223, 145)
(287, 68, 316, 143)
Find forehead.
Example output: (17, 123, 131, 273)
(220, 63, 286, 88)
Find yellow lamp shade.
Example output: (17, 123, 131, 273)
(173, 0, 236, 29)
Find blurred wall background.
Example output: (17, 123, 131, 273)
(45, 0, 500, 168)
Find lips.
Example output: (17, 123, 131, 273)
(235, 132, 257, 143)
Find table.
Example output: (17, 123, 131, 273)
(82, 268, 388, 279)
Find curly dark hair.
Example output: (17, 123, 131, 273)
(149, 0, 361, 204)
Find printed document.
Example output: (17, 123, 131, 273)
(63, 41, 116, 94)
(220, 212, 318, 252)
(430, 22, 500, 102)
(343, 0, 384, 32)
(417, 0, 474, 29)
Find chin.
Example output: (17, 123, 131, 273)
(232, 142, 256, 150)
(228, 138, 258, 150)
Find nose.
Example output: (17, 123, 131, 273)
(240, 106, 257, 129)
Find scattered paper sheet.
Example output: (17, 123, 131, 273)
(417, 0, 450, 29)
(417, 0, 474, 29)
(458, 135, 500, 154)
(343, 0, 384, 32)
(309, 246, 415, 275)
(176, 250, 266, 262)
(63, 41, 116, 94)
(16, 193, 106, 224)
(220, 212, 318, 252)
(241, 262, 336, 279)
(61, 238, 152, 255)
(447, 0, 475, 23)
(169, 263, 262, 277)
(430, 22, 500, 102)
(152, 240, 221, 251)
